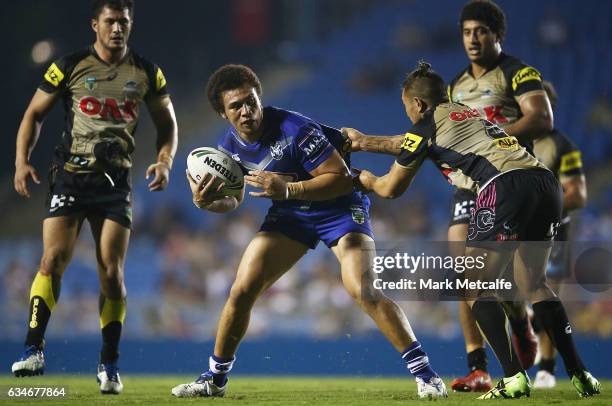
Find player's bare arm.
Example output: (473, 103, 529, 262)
(341, 127, 404, 155)
(561, 174, 587, 210)
(503, 91, 553, 143)
(145, 96, 178, 191)
(187, 170, 244, 213)
(14, 89, 61, 198)
(245, 149, 352, 200)
(358, 158, 423, 200)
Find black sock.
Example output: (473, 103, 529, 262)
(467, 348, 488, 372)
(507, 312, 529, 337)
(532, 298, 585, 377)
(539, 358, 556, 375)
(25, 300, 51, 348)
(25, 273, 61, 348)
(471, 299, 523, 377)
(100, 321, 122, 363)
(99, 294, 126, 364)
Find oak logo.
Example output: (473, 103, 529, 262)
(449, 108, 480, 122)
(79, 96, 137, 121)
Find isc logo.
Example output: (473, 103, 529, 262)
(79, 96, 137, 121)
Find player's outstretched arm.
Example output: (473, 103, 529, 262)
(145, 96, 178, 191)
(15, 89, 60, 198)
(245, 150, 352, 201)
(357, 158, 423, 199)
(341, 128, 404, 156)
(504, 92, 553, 143)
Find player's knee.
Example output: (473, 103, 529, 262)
(40, 248, 71, 274)
(98, 262, 124, 284)
(228, 282, 260, 308)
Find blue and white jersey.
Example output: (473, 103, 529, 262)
(218, 106, 356, 210)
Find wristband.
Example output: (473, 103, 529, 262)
(286, 181, 305, 200)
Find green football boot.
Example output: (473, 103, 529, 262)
(571, 370, 601, 397)
(477, 371, 531, 399)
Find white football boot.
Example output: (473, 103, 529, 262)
(12, 345, 45, 377)
(97, 363, 123, 394)
(533, 370, 556, 389)
(171, 371, 226, 397)
(417, 376, 448, 399)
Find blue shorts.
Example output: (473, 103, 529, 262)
(260, 192, 374, 249)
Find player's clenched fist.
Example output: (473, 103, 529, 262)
(341, 127, 365, 152)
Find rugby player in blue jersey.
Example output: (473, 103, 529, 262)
(171, 64, 447, 399)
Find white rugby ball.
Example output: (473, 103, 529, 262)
(187, 147, 244, 198)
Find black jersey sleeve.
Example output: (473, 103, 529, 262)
(133, 52, 169, 100)
(555, 131, 584, 177)
(38, 49, 88, 93)
(499, 54, 544, 98)
(396, 112, 434, 168)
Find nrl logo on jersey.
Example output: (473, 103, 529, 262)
(85, 76, 98, 91)
(270, 141, 285, 160)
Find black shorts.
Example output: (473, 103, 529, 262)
(449, 188, 477, 226)
(467, 169, 562, 249)
(45, 164, 132, 229)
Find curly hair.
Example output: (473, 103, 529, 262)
(92, 0, 134, 19)
(402, 61, 447, 106)
(206, 64, 262, 115)
(460, 0, 506, 41)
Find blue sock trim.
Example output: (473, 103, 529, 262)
(211, 354, 235, 364)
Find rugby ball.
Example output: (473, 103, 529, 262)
(187, 147, 244, 198)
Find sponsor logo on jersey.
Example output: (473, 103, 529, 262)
(483, 105, 508, 123)
(560, 150, 583, 173)
(44, 63, 65, 87)
(78, 96, 137, 121)
(270, 141, 285, 160)
(123, 80, 139, 100)
(298, 130, 328, 162)
(512, 66, 542, 91)
(449, 108, 480, 122)
(400, 132, 423, 152)
(155, 68, 167, 91)
(85, 76, 97, 91)
(492, 136, 519, 150)
(231, 153, 241, 162)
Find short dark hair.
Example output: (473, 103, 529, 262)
(402, 61, 447, 106)
(460, 0, 506, 42)
(93, 0, 134, 19)
(542, 81, 557, 110)
(206, 64, 263, 115)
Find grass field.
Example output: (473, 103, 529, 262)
(0, 375, 608, 405)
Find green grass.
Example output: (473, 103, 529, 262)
(0, 375, 608, 405)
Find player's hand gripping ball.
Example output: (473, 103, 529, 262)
(187, 147, 244, 201)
